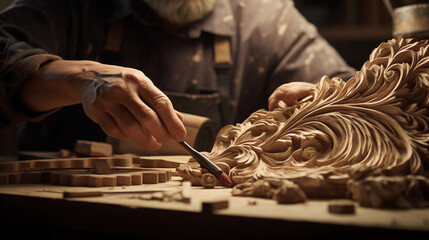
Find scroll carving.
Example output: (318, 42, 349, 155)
(177, 38, 429, 208)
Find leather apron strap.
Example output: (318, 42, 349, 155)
(101, 21, 234, 127)
(101, 20, 123, 64)
(213, 35, 233, 125)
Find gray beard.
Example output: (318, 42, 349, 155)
(143, 0, 218, 24)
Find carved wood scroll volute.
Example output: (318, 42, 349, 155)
(177, 38, 429, 208)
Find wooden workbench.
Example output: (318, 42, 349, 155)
(0, 176, 428, 239)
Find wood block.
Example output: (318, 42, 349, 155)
(116, 175, 131, 186)
(59, 149, 73, 158)
(54, 159, 73, 169)
(74, 140, 113, 157)
(50, 172, 60, 185)
(328, 200, 356, 214)
(81, 158, 94, 168)
(111, 157, 132, 167)
(41, 171, 51, 183)
(131, 174, 143, 185)
(18, 161, 33, 171)
(88, 175, 104, 187)
(71, 175, 89, 187)
(133, 157, 182, 168)
(70, 159, 87, 168)
(8, 173, 21, 184)
(20, 172, 42, 184)
(143, 172, 159, 184)
(59, 173, 72, 186)
(0, 162, 19, 172)
(102, 176, 117, 187)
(182, 181, 191, 203)
(93, 159, 110, 174)
(4, 166, 173, 188)
(158, 172, 167, 183)
(132, 157, 140, 165)
(166, 170, 172, 180)
(0, 173, 8, 184)
(33, 160, 53, 169)
(202, 199, 229, 213)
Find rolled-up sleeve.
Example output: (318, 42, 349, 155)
(0, 0, 67, 127)
(0, 32, 61, 127)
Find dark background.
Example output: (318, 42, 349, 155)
(0, 0, 424, 159)
(295, 0, 429, 69)
(295, 0, 393, 70)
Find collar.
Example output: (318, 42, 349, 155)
(109, 0, 236, 38)
(189, 0, 236, 38)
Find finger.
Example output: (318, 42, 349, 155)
(176, 111, 184, 122)
(268, 99, 277, 111)
(108, 104, 162, 150)
(96, 112, 128, 140)
(137, 82, 187, 142)
(121, 92, 172, 144)
(268, 92, 280, 111)
(290, 90, 308, 102)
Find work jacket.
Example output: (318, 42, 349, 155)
(0, 0, 355, 151)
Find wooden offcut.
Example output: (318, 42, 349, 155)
(74, 140, 113, 157)
(0, 156, 172, 187)
(202, 199, 229, 213)
(328, 200, 356, 214)
(93, 159, 110, 174)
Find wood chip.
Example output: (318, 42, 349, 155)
(201, 199, 229, 213)
(328, 200, 356, 214)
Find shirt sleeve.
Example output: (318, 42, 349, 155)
(231, 0, 357, 121)
(0, 1, 64, 127)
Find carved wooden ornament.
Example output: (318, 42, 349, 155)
(177, 38, 429, 208)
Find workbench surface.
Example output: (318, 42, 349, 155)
(0, 178, 428, 239)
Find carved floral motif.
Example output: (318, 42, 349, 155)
(177, 38, 429, 208)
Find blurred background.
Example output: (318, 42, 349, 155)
(0, 0, 425, 160)
(0, 0, 11, 10)
(0, 0, 14, 161)
(295, 0, 392, 70)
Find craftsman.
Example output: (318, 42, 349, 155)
(0, 0, 355, 153)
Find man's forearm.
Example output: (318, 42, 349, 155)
(18, 59, 187, 148)
(18, 59, 99, 112)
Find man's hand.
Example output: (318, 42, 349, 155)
(268, 82, 315, 110)
(20, 60, 186, 150)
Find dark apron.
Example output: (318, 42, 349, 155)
(102, 21, 234, 133)
(165, 91, 223, 130)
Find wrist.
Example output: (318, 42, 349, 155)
(19, 60, 102, 112)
